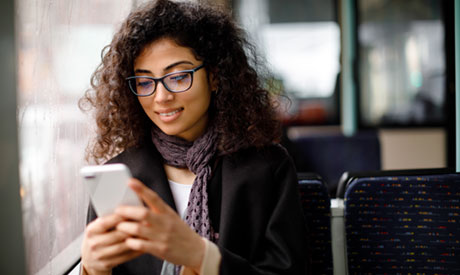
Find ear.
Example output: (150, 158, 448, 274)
(208, 69, 219, 92)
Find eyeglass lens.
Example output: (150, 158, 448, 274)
(129, 72, 193, 96)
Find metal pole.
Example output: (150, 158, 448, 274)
(0, 0, 26, 273)
(456, 0, 460, 172)
(341, 0, 357, 137)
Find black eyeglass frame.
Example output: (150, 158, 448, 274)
(126, 64, 205, 96)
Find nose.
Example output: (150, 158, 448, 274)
(154, 82, 174, 103)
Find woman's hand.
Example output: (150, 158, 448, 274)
(81, 214, 142, 275)
(115, 178, 206, 273)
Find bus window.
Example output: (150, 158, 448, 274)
(233, 0, 340, 125)
(357, 0, 446, 127)
(16, 0, 134, 273)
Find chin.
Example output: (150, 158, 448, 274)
(157, 127, 177, 136)
(156, 125, 182, 137)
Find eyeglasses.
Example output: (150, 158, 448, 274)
(126, 64, 205, 97)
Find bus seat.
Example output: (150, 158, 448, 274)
(298, 173, 333, 275)
(293, 130, 381, 197)
(336, 168, 454, 198)
(343, 172, 460, 274)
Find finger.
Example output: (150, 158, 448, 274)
(107, 250, 143, 266)
(128, 178, 170, 214)
(95, 240, 135, 261)
(92, 249, 143, 271)
(124, 237, 165, 257)
(97, 250, 143, 270)
(90, 229, 131, 249)
(115, 205, 152, 222)
(116, 221, 152, 239)
(125, 237, 179, 263)
(86, 214, 124, 236)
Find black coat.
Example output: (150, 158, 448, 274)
(87, 141, 310, 274)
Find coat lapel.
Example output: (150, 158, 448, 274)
(124, 142, 177, 212)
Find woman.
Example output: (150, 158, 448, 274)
(80, 0, 309, 274)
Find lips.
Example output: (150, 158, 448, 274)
(158, 108, 184, 116)
(155, 107, 184, 122)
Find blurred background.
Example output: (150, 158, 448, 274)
(2, 0, 455, 273)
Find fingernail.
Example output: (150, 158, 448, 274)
(128, 179, 141, 189)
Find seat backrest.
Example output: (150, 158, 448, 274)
(298, 173, 333, 275)
(336, 168, 454, 198)
(293, 131, 381, 196)
(344, 173, 460, 274)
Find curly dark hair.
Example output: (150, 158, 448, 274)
(80, 0, 281, 163)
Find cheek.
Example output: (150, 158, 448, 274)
(188, 91, 211, 113)
(137, 98, 152, 116)
(191, 81, 212, 110)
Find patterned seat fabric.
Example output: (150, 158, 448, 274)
(344, 174, 460, 274)
(299, 176, 333, 275)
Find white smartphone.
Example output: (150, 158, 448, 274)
(80, 163, 143, 217)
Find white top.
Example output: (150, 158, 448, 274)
(168, 179, 192, 218)
(167, 180, 222, 275)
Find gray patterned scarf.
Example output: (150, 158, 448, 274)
(151, 124, 219, 238)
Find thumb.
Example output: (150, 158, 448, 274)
(128, 178, 170, 214)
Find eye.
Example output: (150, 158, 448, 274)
(137, 79, 154, 88)
(165, 72, 192, 91)
(170, 73, 190, 82)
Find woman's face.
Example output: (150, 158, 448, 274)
(133, 38, 216, 141)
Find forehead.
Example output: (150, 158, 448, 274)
(134, 38, 197, 69)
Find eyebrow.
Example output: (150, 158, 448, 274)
(134, 60, 195, 75)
